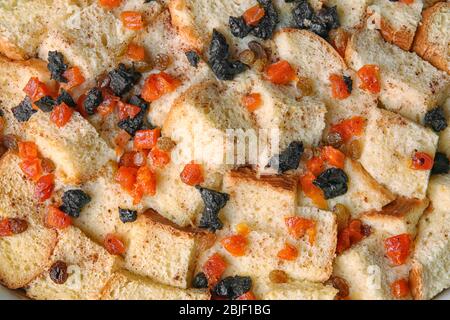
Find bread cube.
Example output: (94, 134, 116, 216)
(346, 29, 449, 123)
(221, 167, 298, 233)
(261, 281, 337, 300)
(26, 226, 121, 300)
(326, 0, 370, 29)
(410, 205, 450, 300)
(25, 112, 115, 184)
(122, 210, 215, 289)
(359, 108, 439, 199)
(333, 233, 411, 300)
(361, 197, 429, 236)
(427, 174, 450, 213)
(101, 270, 210, 300)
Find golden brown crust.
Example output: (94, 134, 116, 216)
(413, 2, 449, 74)
(363, 197, 424, 218)
(228, 167, 298, 193)
(379, 18, 415, 51)
(410, 262, 425, 300)
(0, 36, 27, 60)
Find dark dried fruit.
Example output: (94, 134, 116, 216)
(49, 260, 68, 284)
(128, 95, 149, 112)
(12, 97, 37, 122)
(8, 218, 28, 234)
(56, 89, 76, 108)
(185, 51, 201, 68)
(60, 189, 91, 218)
(431, 152, 449, 175)
(108, 63, 142, 96)
(118, 95, 150, 136)
(208, 30, 247, 81)
(47, 51, 68, 83)
(316, 5, 340, 30)
(248, 41, 268, 60)
(213, 276, 252, 300)
(327, 276, 349, 299)
(83, 88, 103, 115)
(343, 75, 353, 94)
(35, 96, 56, 112)
(313, 167, 348, 199)
(119, 208, 138, 223)
(250, 0, 279, 40)
(192, 272, 209, 288)
(267, 140, 304, 173)
(292, 0, 314, 29)
(424, 107, 447, 132)
(229, 16, 252, 38)
(1, 134, 18, 151)
(196, 185, 229, 232)
(292, 1, 339, 38)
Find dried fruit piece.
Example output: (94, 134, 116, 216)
(269, 270, 288, 284)
(249, 0, 278, 39)
(49, 261, 68, 284)
(134, 128, 161, 150)
(285, 216, 315, 242)
(108, 64, 141, 97)
(313, 168, 348, 199)
(243, 5, 265, 26)
(242, 93, 262, 112)
(431, 152, 449, 175)
(126, 43, 145, 61)
(51, 103, 73, 127)
(185, 51, 200, 68)
(213, 276, 252, 300)
(154, 53, 172, 70)
(424, 106, 447, 132)
(322, 146, 345, 169)
(116, 166, 138, 192)
(141, 72, 181, 102)
(277, 242, 298, 261)
(357, 64, 381, 94)
(197, 186, 230, 232)
(56, 89, 76, 109)
(203, 253, 227, 287)
(99, 0, 122, 9)
(306, 156, 325, 176)
(333, 204, 350, 231)
(391, 279, 410, 298)
(47, 51, 68, 83)
(46, 206, 72, 229)
(329, 74, 352, 100)
(83, 88, 103, 115)
(299, 172, 328, 209)
(384, 234, 411, 266)
(149, 147, 170, 167)
(20, 158, 42, 181)
(328, 276, 349, 299)
(62, 67, 85, 90)
(121, 11, 144, 30)
(329, 116, 365, 143)
(180, 162, 204, 186)
(236, 223, 250, 236)
(192, 272, 209, 288)
(0, 218, 28, 237)
(267, 140, 304, 173)
(266, 60, 296, 85)
(104, 234, 126, 255)
(60, 189, 91, 218)
(411, 152, 434, 171)
(238, 50, 256, 66)
(12, 97, 37, 122)
(119, 208, 138, 223)
(18, 141, 38, 160)
(35, 174, 55, 202)
(221, 234, 248, 257)
(23, 77, 51, 102)
(35, 96, 56, 112)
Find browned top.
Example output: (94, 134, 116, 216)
(228, 167, 298, 192)
(364, 197, 423, 218)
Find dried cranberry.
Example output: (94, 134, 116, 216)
(47, 51, 68, 83)
(56, 89, 76, 108)
(35, 96, 56, 112)
(267, 140, 304, 173)
(196, 186, 229, 232)
(119, 208, 138, 223)
(60, 189, 91, 218)
(12, 97, 37, 122)
(49, 260, 68, 284)
(213, 276, 252, 300)
(185, 51, 201, 68)
(192, 272, 209, 289)
(108, 64, 141, 97)
(313, 168, 348, 199)
(424, 107, 447, 132)
(83, 88, 103, 115)
(432, 152, 449, 175)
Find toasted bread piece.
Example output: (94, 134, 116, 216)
(222, 168, 298, 234)
(361, 197, 429, 236)
(24, 112, 115, 184)
(0, 57, 56, 136)
(261, 280, 337, 300)
(410, 204, 450, 300)
(141, 161, 222, 227)
(101, 270, 210, 300)
(274, 28, 378, 127)
(359, 107, 439, 199)
(26, 226, 122, 300)
(427, 174, 450, 213)
(163, 80, 255, 172)
(122, 210, 214, 289)
(413, 2, 449, 74)
(0, 154, 58, 289)
(423, 0, 443, 8)
(346, 28, 449, 123)
(326, 158, 395, 217)
(198, 207, 337, 283)
(369, 0, 423, 51)
(333, 232, 411, 300)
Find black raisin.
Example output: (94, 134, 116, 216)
(424, 107, 447, 132)
(213, 276, 252, 300)
(117, 96, 150, 136)
(316, 6, 340, 30)
(343, 75, 353, 94)
(108, 63, 142, 96)
(35, 96, 56, 112)
(196, 185, 229, 232)
(250, 0, 279, 40)
(119, 208, 138, 223)
(185, 51, 201, 68)
(49, 260, 68, 285)
(60, 189, 91, 218)
(313, 168, 348, 199)
(56, 89, 76, 108)
(47, 51, 68, 83)
(12, 97, 37, 122)
(208, 30, 248, 81)
(229, 16, 252, 38)
(267, 140, 304, 173)
(83, 88, 103, 115)
(292, 0, 314, 29)
(129, 95, 149, 112)
(309, 18, 329, 38)
(192, 272, 209, 289)
(431, 152, 449, 175)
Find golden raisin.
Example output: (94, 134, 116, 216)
(346, 139, 362, 160)
(269, 270, 288, 284)
(248, 41, 268, 60)
(333, 203, 350, 232)
(328, 276, 349, 299)
(326, 131, 343, 149)
(253, 58, 268, 72)
(156, 136, 176, 152)
(154, 54, 171, 71)
(239, 50, 256, 66)
(296, 76, 314, 97)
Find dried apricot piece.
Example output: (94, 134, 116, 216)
(242, 93, 262, 112)
(243, 5, 265, 26)
(46, 206, 72, 229)
(104, 233, 126, 255)
(384, 234, 411, 266)
(50, 103, 73, 127)
(266, 60, 296, 85)
(121, 11, 144, 30)
(180, 162, 204, 186)
(35, 174, 55, 202)
(277, 243, 298, 261)
(203, 253, 227, 287)
(221, 234, 248, 257)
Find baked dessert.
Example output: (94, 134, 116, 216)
(0, 0, 448, 300)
